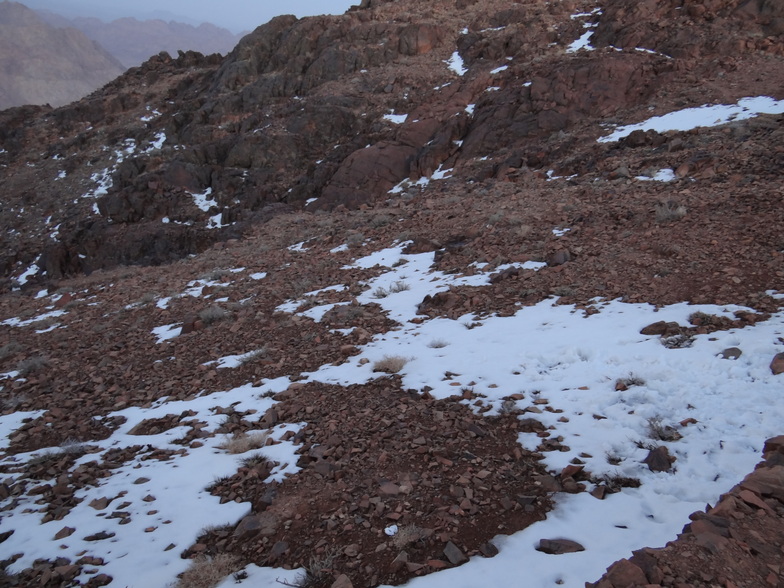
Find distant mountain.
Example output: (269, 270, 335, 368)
(36, 10, 244, 68)
(0, 1, 125, 109)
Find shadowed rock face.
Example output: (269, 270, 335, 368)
(0, 1, 125, 109)
(0, 0, 782, 283)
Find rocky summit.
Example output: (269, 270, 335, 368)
(0, 0, 783, 587)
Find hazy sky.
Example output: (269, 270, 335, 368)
(17, 0, 359, 32)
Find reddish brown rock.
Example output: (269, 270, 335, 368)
(643, 446, 674, 472)
(770, 352, 784, 375)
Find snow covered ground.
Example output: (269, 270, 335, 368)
(1, 240, 782, 587)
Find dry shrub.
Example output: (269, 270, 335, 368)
(655, 200, 686, 223)
(174, 554, 241, 588)
(372, 355, 408, 374)
(392, 524, 427, 549)
(0, 342, 22, 361)
(198, 305, 231, 325)
(16, 356, 50, 376)
(217, 431, 269, 454)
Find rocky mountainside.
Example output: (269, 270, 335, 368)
(36, 11, 244, 68)
(0, 1, 125, 110)
(0, 0, 783, 587)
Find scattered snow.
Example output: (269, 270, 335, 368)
(191, 187, 217, 212)
(552, 227, 571, 237)
(206, 211, 227, 230)
(490, 65, 508, 74)
(431, 165, 454, 180)
(15, 262, 40, 285)
(151, 323, 181, 342)
(331, 244, 350, 253)
(636, 168, 677, 182)
(146, 132, 166, 151)
(306, 197, 319, 205)
(55, 170, 66, 180)
(250, 272, 268, 280)
(4, 229, 784, 588)
(288, 240, 310, 252)
(567, 30, 595, 53)
(599, 96, 784, 143)
(446, 51, 467, 76)
(273, 244, 784, 587)
(0, 411, 46, 449)
(0, 382, 301, 587)
(140, 106, 162, 122)
(465, 104, 475, 115)
(383, 113, 408, 124)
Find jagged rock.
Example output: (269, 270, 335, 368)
(643, 446, 674, 472)
(770, 352, 784, 375)
(443, 541, 467, 564)
(232, 513, 279, 540)
(719, 347, 742, 360)
(535, 538, 585, 554)
(331, 574, 353, 588)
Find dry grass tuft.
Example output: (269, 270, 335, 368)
(372, 355, 408, 374)
(198, 305, 231, 325)
(392, 524, 427, 549)
(174, 553, 242, 588)
(655, 200, 687, 223)
(16, 356, 50, 376)
(217, 431, 269, 454)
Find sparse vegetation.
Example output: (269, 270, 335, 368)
(198, 305, 231, 325)
(374, 281, 410, 298)
(0, 342, 23, 361)
(201, 269, 231, 281)
(239, 452, 270, 469)
(604, 451, 623, 466)
(392, 524, 427, 549)
(553, 285, 577, 297)
(599, 473, 642, 491)
(661, 334, 694, 349)
(174, 553, 242, 588)
(615, 374, 646, 389)
(345, 232, 365, 248)
(60, 438, 88, 456)
(497, 399, 518, 415)
(372, 286, 390, 299)
(205, 475, 233, 493)
(646, 417, 682, 442)
(291, 547, 341, 588)
(217, 431, 269, 454)
(372, 355, 408, 374)
(16, 355, 50, 376)
(655, 200, 687, 223)
(371, 213, 393, 228)
(427, 339, 449, 349)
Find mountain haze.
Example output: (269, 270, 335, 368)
(36, 11, 244, 68)
(0, 1, 125, 109)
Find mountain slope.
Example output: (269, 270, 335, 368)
(0, 1, 124, 109)
(0, 0, 782, 586)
